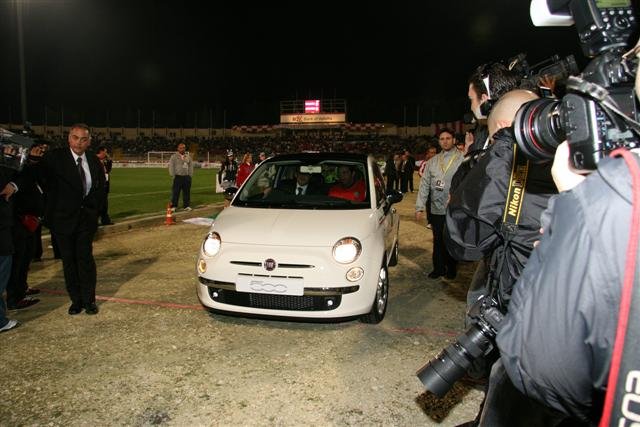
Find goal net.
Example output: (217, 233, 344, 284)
(146, 151, 184, 165)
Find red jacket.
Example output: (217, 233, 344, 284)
(236, 163, 254, 187)
(328, 179, 366, 202)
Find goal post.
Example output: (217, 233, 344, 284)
(146, 151, 182, 165)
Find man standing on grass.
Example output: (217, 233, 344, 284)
(168, 143, 193, 212)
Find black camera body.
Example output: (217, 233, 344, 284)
(507, 52, 580, 91)
(514, 0, 639, 170)
(416, 295, 504, 397)
(416, 0, 640, 399)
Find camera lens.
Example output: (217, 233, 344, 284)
(513, 98, 565, 162)
(416, 324, 493, 398)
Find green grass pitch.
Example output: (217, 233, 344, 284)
(107, 167, 224, 220)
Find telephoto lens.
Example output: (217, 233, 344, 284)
(416, 322, 494, 398)
(513, 98, 566, 162)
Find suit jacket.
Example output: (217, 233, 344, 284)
(0, 166, 16, 255)
(278, 178, 325, 195)
(41, 147, 106, 234)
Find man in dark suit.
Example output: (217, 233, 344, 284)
(96, 146, 113, 225)
(41, 124, 105, 315)
(279, 170, 324, 195)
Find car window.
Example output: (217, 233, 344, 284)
(372, 162, 386, 207)
(233, 159, 369, 210)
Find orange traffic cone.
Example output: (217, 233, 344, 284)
(165, 203, 176, 225)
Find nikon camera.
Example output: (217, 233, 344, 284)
(514, 0, 639, 171)
(416, 295, 504, 397)
(416, 0, 639, 398)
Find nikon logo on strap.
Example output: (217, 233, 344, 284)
(502, 144, 530, 231)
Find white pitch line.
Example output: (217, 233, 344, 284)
(109, 186, 214, 198)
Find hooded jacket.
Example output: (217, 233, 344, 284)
(444, 127, 557, 303)
(496, 154, 640, 423)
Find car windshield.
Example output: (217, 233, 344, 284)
(232, 158, 370, 210)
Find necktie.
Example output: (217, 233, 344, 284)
(297, 187, 303, 195)
(77, 157, 87, 197)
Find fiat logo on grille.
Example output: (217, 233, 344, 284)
(263, 258, 277, 271)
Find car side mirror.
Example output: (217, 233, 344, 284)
(386, 190, 403, 205)
(224, 187, 237, 201)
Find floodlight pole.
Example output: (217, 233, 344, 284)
(17, 0, 28, 125)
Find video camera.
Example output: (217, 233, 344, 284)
(0, 127, 34, 172)
(506, 52, 580, 94)
(416, 0, 639, 398)
(514, 0, 640, 171)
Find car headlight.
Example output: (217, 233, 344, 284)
(332, 237, 362, 264)
(202, 232, 222, 257)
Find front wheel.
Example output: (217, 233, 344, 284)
(360, 263, 389, 324)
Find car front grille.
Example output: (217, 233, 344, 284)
(208, 287, 341, 311)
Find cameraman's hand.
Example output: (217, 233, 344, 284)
(538, 74, 557, 95)
(0, 183, 17, 201)
(551, 141, 586, 192)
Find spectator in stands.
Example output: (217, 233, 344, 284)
(96, 146, 113, 225)
(236, 152, 254, 187)
(168, 143, 193, 212)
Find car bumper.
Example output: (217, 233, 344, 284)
(196, 243, 379, 319)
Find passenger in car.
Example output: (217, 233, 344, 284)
(280, 170, 324, 196)
(328, 165, 366, 202)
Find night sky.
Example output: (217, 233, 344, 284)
(0, 0, 583, 128)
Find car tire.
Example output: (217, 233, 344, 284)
(388, 241, 399, 267)
(360, 262, 389, 324)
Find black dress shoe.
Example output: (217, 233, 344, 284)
(68, 304, 83, 315)
(85, 303, 99, 315)
(445, 271, 457, 280)
(428, 270, 444, 279)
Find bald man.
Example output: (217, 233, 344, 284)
(487, 89, 538, 139)
(444, 90, 558, 425)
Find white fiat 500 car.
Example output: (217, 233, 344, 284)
(196, 153, 403, 323)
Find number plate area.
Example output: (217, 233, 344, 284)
(235, 276, 304, 296)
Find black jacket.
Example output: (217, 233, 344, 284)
(496, 154, 640, 423)
(40, 147, 105, 234)
(0, 166, 16, 255)
(444, 127, 557, 302)
(13, 159, 45, 218)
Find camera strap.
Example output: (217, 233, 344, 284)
(501, 144, 530, 234)
(599, 149, 640, 427)
(486, 145, 530, 305)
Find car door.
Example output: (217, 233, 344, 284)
(371, 161, 395, 257)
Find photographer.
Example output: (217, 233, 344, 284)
(446, 89, 557, 327)
(495, 58, 640, 427)
(441, 90, 560, 426)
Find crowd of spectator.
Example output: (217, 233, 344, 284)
(31, 131, 456, 163)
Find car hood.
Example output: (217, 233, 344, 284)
(211, 208, 376, 246)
